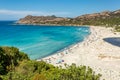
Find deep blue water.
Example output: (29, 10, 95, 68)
(103, 37, 120, 47)
(0, 21, 90, 59)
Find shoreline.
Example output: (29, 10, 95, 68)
(37, 26, 91, 60)
(37, 26, 93, 62)
(39, 31, 90, 60)
(37, 26, 120, 80)
(16, 21, 89, 27)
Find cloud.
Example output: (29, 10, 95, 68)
(0, 9, 69, 16)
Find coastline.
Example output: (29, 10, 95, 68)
(37, 26, 120, 80)
(16, 21, 88, 27)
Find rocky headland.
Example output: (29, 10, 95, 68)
(18, 10, 120, 24)
(17, 9, 120, 31)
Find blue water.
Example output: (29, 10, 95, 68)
(0, 21, 90, 59)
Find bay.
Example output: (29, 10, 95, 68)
(0, 21, 90, 59)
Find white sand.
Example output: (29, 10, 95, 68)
(37, 26, 120, 80)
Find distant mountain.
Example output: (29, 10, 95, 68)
(17, 15, 70, 25)
(18, 9, 120, 31)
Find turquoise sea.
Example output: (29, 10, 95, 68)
(0, 21, 90, 59)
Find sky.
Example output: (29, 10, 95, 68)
(0, 0, 120, 20)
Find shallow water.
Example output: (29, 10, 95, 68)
(0, 21, 90, 59)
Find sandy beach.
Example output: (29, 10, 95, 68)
(37, 26, 120, 80)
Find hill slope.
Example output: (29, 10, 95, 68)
(18, 9, 120, 31)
